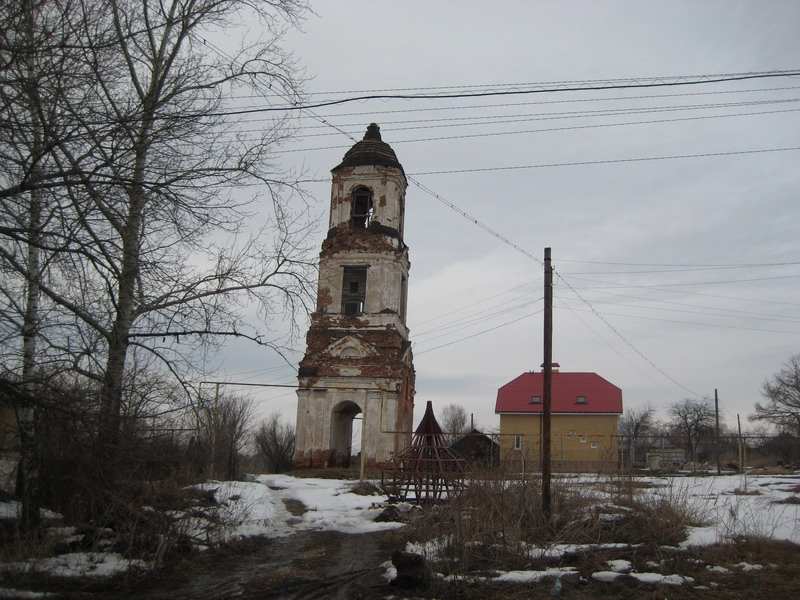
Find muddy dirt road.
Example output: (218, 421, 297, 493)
(58, 529, 399, 600)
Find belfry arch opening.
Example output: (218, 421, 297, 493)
(350, 187, 373, 228)
(330, 400, 362, 467)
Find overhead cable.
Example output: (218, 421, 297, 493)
(199, 70, 800, 115)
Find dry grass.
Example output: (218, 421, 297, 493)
(392, 471, 800, 598)
(403, 469, 709, 580)
(349, 480, 382, 496)
(728, 488, 762, 496)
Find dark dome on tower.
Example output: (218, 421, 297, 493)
(332, 123, 404, 173)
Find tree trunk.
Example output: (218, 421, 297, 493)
(97, 120, 150, 475)
(17, 0, 43, 530)
(18, 184, 42, 529)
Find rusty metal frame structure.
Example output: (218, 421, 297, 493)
(381, 401, 467, 504)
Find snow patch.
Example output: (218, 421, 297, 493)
(629, 572, 694, 585)
(491, 567, 577, 583)
(607, 559, 632, 572)
(0, 553, 147, 578)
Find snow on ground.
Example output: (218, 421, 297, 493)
(629, 572, 695, 585)
(607, 559, 632, 572)
(178, 476, 404, 542)
(635, 474, 800, 546)
(0, 553, 147, 578)
(0, 475, 404, 582)
(0, 588, 54, 598)
(0, 502, 61, 521)
(190, 480, 283, 540)
(1, 471, 798, 586)
(255, 474, 405, 535)
(407, 472, 800, 588)
(524, 542, 635, 560)
(491, 567, 578, 583)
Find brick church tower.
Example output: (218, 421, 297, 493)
(294, 124, 415, 468)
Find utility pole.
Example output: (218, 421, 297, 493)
(542, 247, 553, 521)
(714, 389, 721, 475)
(737, 413, 744, 472)
(208, 382, 220, 479)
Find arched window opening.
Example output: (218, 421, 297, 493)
(330, 400, 362, 467)
(350, 188, 373, 228)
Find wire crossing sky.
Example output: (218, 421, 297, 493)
(211, 1, 800, 431)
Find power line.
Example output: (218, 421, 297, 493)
(408, 172, 700, 395)
(415, 296, 543, 341)
(228, 99, 800, 138)
(198, 70, 800, 115)
(558, 287, 800, 323)
(554, 270, 700, 397)
(563, 272, 800, 289)
(557, 259, 800, 268)
(408, 177, 543, 266)
(558, 261, 800, 275)
(246, 108, 800, 150)
(563, 279, 800, 308)
(555, 293, 800, 325)
(554, 297, 678, 396)
(409, 146, 800, 176)
(414, 309, 543, 355)
(410, 278, 541, 328)
(289, 85, 800, 118)
(228, 84, 800, 103)
(560, 305, 800, 336)
(194, 33, 783, 397)
(233, 139, 800, 186)
(260, 97, 800, 133)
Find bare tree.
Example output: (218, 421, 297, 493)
(668, 397, 715, 462)
(0, 0, 100, 527)
(751, 355, 800, 436)
(254, 412, 294, 473)
(618, 405, 654, 464)
(439, 403, 469, 445)
(195, 393, 252, 481)
(0, 0, 315, 499)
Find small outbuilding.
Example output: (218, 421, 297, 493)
(450, 429, 500, 466)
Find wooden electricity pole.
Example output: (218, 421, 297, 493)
(714, 389, 721, 475)
(542, 247, 553, 520)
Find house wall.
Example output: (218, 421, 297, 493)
(498, 413, 619, 470)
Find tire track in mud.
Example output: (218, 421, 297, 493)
(54, 529, 397, 600)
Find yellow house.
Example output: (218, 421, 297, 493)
(495, 368, 622, 471)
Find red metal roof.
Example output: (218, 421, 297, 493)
(495, 371, 622, 414)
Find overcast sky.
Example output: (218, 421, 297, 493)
(215, 1, 800, 435)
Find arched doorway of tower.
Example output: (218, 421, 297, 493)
(330, 400, 362, 467)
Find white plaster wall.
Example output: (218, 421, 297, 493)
(295, 389, 311, 451)
(296, 380, 404, 464)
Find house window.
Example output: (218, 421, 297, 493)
(513, 435, 522, 451)
(580, 436, 587, 443)
(530, 395, 541, 404)
(350, 187, 373, 228)
(342, 266, 367, 315)
(568, 430, 577, 437)
(590, 442, 598, 449)
(576, 395, 587, 404)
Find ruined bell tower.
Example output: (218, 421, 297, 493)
(294, 124, 415, 468)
